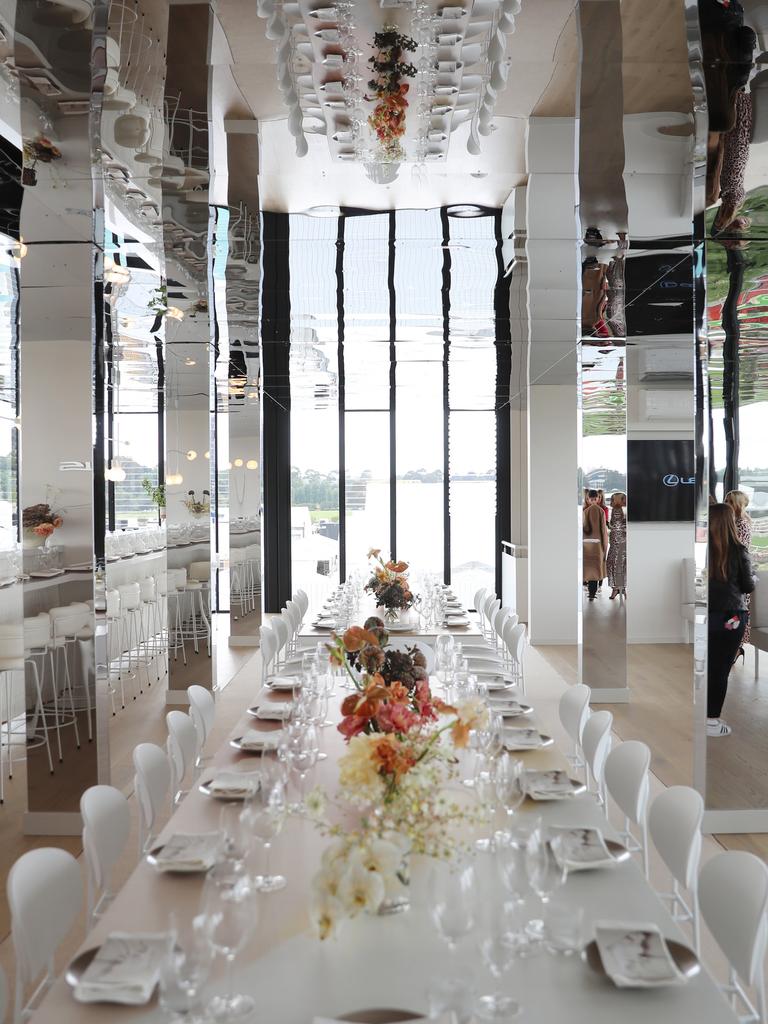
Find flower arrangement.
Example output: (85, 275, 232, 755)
(141, 478, 166, 509)
(364, 548, 415, 618)
(365, 28, 417, 162)
(22, 134, 62, 185)
(307, 620, 488, 939)
(22, 502, 63, 540)
(182, 489, 210, 515)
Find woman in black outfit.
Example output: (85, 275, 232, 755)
(708, 502, 755, 737)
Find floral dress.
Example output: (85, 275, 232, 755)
(736, 513, 752, 645)
(606, 509, 627, 590)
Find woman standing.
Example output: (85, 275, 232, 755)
(708, 502, 754, 737)
(583, 490, 609, 601)
(607, 492, 627, 599)
(725, 489, 752, 656)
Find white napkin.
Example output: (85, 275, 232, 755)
(253, 701, 292, 721)
(503, 727, 544, 750)
(440, 6, 466, 16)
(595, 921, 687, 988)
(154, 833, 220, 872)
(205, 771, 261, 797)
(74, 933, 170, 1004)
(551, 827, 615, 871)
(266, 674, 302, 690)
(238, 728, 283, 752)
(523, 769, 577, 800)
(488, 698, 528, 717)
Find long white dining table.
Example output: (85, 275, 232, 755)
(30, 667, 738, 1024)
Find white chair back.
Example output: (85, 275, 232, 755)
(166, 710, 199, 804)
(648, 785, 704, 954)
(80, 784, 131, 926)
(8, 848, 82, 1024)
(259, 625, 276, 675)
(483, 595, 500, 633)
(699, 851, 768, 1021)
(133, 742, 171, 854)
(187, 684, 215, 748)
(493, 606, 515, 642)
(473, 587, 489, 613)
(559, 684, 591, 746)
(295, 590, 309, 617)
(604, 740, 651, 876)
(387, 639, 435, 675)
(271, 615, 290, 659)
(581, 709, 613, 804)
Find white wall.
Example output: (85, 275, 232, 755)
(627, 522, 693, 643)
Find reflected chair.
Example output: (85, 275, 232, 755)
(648, 785, 703, 955)
(117, 583, 145, 695)
(181, 564, 211, 658)
(133, 741, 171, 855)
(8, 847, 82, 1024)
(230, 549, 251, 618)
(699, 851, 768, 1023)
(167, 568, 188, 664)
(581, 709, 613, 806)
(80, 784, 131, 927)
(0, 622, 56, 790)
(604, 740, 651, 877)
(558, 683, 591, 776)
(139, 575, 164, 684)
(48, 603, 92, 742)
(504, 622, 528, 693)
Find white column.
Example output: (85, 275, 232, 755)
(525, 118, 581, 646)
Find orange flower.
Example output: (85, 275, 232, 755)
(367, 547, 381, 559)
(386, 681, 411, 706)
(34, 523, 55, 537)
(52, 516, 63, 527)
(385, 560, 409, 574)
(342, 626, 380, 653)
(372, 735, 416, 780)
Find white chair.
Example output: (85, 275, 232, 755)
(187, 684, 215, 765)
(648, 785, 704, 954)
(295, 589, 309, 620)
(139, 576, 164, 684)
(259, 624, 277, 678)
(387, 639, 435, 674)
(505, 623, 527, 693)
(604, 740, 651, 877)
(482, 594, 500, 638)
(581, 709, 613, 805)
(49, 603, 93, 742)
(492, 606, 515, 650)
(0, 623, 55, 786)
(699, 851, 768, 1023)
(473, 587, 489, 616)
(80, 784, 131, 927)
(133, 742, 171, 855)
(558, 683, 591, 775)
(167, 569, 189, 664)
(230, 549, 251, 618)
(8, 848, 82, 1023)
(166, 710, 199, 807)
(270, 614, 290, 668)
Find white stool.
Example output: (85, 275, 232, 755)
(167, 569, 189, 665)
(139, 576, 164, 684)
(117, 583, 146, 696)
(49, 604, 92, 743)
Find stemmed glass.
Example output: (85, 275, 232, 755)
(525, 830, 567, 944)
(201, 865, 258, 1021)
(477, 904, 522, 1021)
(430, 858, 476, 955)
(218, 804, 248, 869)
(496, 820, 541, 956)
(287, 721, 318, 813)
(244, 771, 287, 893)
(493, 754, 526, 838)
(159, 912, 213, 1023)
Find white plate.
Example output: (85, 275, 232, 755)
(503, 730, 553, 752)
(385, 621, 415, 632)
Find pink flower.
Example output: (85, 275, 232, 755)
(338, 715, 369, 740)
(414, 678, 437, 720)
(376, 702, 418, 735)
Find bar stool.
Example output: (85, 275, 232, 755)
(139, 576, 163, 684)
(48, 604, 92, 743)
(245, 543, 260, 606)
(0, 623, 54, 794)
(25, 612, 77, 762)
(167, 569, 189, 664)
(230, 549, 250, 618)
(184, 562, 211, 658)
(117, 583, 145, 696)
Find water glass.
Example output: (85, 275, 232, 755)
(478, 907, 522, 1021)
(159, 913, 212, 1022)
(525, 831, 567, 943)
(201, 866, 258, 1021)
(430, 858, 476, 953)
(544, 903, 584, 956)
(244, 776, 287, 893)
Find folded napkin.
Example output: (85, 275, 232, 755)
(595, 921, 687, 988)
(490, 701, 528, 718)
(154, 832, 220, 872)
(74, 933, 171, 1004)
(266, 674, 302, 690)
(238, 728, 283, 752)
(551, 827, 615, 871)
(523, 769, 577, 800)
(440, 6, 466, 16)
(503, 727, 544, 750)
(253, 701, 293, 721)
(205, 771, 261, 797)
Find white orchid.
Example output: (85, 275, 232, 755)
(309, 888, 345, 941)
(337, 854, 386, 917)
(304, 786, 327, 821)
(360, 837, 403, 879)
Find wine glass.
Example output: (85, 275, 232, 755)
(244, 774, 287, 893)
(477, 905, 522, 1021)
(495, 820, 540, 956)
(525, 830, 567, 943)
(201, 865, 258, 1021)
(218, 804, 248, 868)
(430, 858, 476, 954)
(159, 912, 213, 1023)
(494, 754, 525, 837)
(287, 721, 318, 812)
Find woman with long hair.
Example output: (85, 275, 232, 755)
(708, 502, 755, 737)
(606, 491, 627, 599)
(583, 490, 609, 601)
(724, 489, 752, 658)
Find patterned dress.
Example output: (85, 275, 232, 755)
(606, 509, 627, 590)
(736, 513, 752, 645)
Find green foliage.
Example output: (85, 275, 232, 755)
(141, 477, 166, 507)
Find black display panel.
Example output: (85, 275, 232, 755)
(627, 439, 695, 522)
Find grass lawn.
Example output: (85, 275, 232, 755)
(310, 509, 339, 523)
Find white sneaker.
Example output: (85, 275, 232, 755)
(707, 719, 732, 737)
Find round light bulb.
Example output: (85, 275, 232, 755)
(234, 458, 244, 467)
(166, 472, 184, 486)
(186, 450, 197, 461)
(204, 450, 210, 459)
(246, 459, 258, 470)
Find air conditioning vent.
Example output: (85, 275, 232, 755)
(638, 347, 693, 380)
